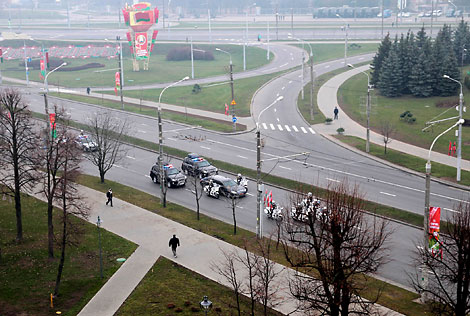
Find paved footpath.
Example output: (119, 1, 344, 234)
(316, 65, 470, 172)
(32, 185, 403, 316)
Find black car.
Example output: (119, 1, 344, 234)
(200, 175, 247, 198)
(150, 162, 187, 188)
(181, 153, 218, 178)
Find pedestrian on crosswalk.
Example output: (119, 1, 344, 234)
(334, 107, 339, 120)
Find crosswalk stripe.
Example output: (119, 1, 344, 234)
(301, 127, 307, 133)
(309, 127, 315, 134)
(277, 124, 283, 131)
(270, 123, 275, 130)
(292, 125, 299, 132)
(262, 123, 267, 130)
(285, 125, 291, 132)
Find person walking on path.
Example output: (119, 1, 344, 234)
(106, 189, 113, 207)
(334, 106, 339, 120)
(169, 234, 180, 258)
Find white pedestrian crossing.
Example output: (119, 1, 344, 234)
(259, 123, 316, 135)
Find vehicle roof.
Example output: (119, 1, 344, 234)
(210, 175, 230, 182)
(187, 153, 200, 159)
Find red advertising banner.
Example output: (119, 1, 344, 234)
(429, 206, 442, 257)
(40, 59, 46, 80)
(49, 113, 56, 130)
(134, 32, 149, 60)
(115, 72, 120, 95)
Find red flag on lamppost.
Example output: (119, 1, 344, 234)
(429, 206, 442, 257)
(115, 71, 120, 95)
(224, 103, 229, 116)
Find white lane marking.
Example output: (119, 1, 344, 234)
(341, 61, 345, 64)
(325, 65, 330, 68)
(298, 75, 302, 78)
(138, 130, 147, 134)
(262, 123, 268, 130)
(204, 137, 469, 206)
(288, 80, 293, 84)
(236, 206, 244, 209)
(237, 155, 248, 159)
(359, 57, 364, 60)
(141, 123, 148, 126)
(326, 178, 340, 183)
(274, 108, 277, 112)
(291, 57, 294, 61)
(380, 192, 396, 197)
(292, 125, 299, 132)
(126, 156, 136, 160)
(276, 118, 280, 122)
(270, 124, 275, 130)
(285, 125, 291, 132)
(144, 175, 151, 178)
(200, 146, 211, 150)
(276, 93, 280, 97)
(444, 207, 461, 213)
(280, 62, 289, 67)
(281, 86, 285, 90)
(167, 138, 177, 141)
(300, 127, 307, 133)
(246, 193, 254, 197)
(277, 124, 283, 131)
(309, 128, 316, 134)
(279, 165, 292, 170)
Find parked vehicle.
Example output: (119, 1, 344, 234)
(150, 161, 187, 188)
(377, 9, 391, 18)
(264, 201, 283, 221)
(181, 153, 218, 178)
(200, 175, 247, 198)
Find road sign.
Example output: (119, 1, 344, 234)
(232, 117, 237, 123)
(231, 99, 236, 106)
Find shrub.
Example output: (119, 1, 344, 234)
(175, 307, 183, 313)
(166, 46, 214, 61)
(400, 111, 416, 124)
(464, 75, 470, 90)
(349, 43, 362, 50)
(167, 303, 176, 309)
(336, 127, 345, 134)
(192, 84, 201, 94)
(325, 117, 333, 123)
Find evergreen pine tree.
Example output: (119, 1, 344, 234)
(433, 25, 460, 96)
(409, 51, 434, 97)
(453, 19, 470, 66)
(371, 33, 391, 86)
(439, 50, 461, 96)
(378, 41, 403, 97)
(416, 25, 428, 50)
(400, 31, 415, 95)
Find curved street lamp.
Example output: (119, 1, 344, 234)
(256, 95, 284, 238)
(158, 76, 189, 207)
(443, 74, 464, 182)
(216, 47, 236, 131)
(336, 13, 348, 66)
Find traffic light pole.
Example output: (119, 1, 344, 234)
(229, 61, 236, 132)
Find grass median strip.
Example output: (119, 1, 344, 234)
(76, 173, 425, 316)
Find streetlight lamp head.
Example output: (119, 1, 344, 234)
(459, 119, 465, 125)
(215, 48, 221, 51)
(443, 74, 450, 79)
(200, 296, 212, 311)
(277, 96, 284, 101)
(347, 63, 354, 68)
(62, 62, 67, 66)
(182, 76, 190, 80)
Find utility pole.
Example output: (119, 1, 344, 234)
(366, 83, 371, 153)
(291, 7, 293, 36)
(229, 61, 236, 131)
(158, 109, 167, 207)
(162, 0, 165, 30)
(430, 0, 434, 36)
(23, 40, 29, 86)
(256, 128, 261, 238)
(117, 36, 124, 110)
(267, 21, 270, 60)
(381, 0, 384, 39)
(309, 55, 315, 120)
(275, 11, 279, 41)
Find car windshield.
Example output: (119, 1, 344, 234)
(196, 160, 210, 167)
(223, 179, 237, 187)
(166, 168, 179, 175)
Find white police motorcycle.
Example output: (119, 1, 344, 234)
(264, 201, 284, 221)
(235, 174, 249, 191)
(203, 182, 220, 199)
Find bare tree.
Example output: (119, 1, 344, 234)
(86, 110, 130, 183)
(412, 200, 470, 316)
(53, 131, 89, 296)
(188, 175, 203, 220)
(0, 89, 39, 242)
(238, 240, 260, 316)
(226, 194, 241, 235)
(380, 120, 395, 154)
(282, 181, 391, 316)
(40, 105, 71, 259)
(212, 249, 243, 316)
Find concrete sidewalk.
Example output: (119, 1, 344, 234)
(30, 184, 403, 316)
(316, 65, 470, 173)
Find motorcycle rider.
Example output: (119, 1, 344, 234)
(236, 173, 243, 185)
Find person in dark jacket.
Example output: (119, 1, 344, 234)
(334, 106, 339, 120)
(169, 234, 180, 258)
(106, 188, 113, 207)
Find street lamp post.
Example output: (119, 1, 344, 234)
(200, 296, 212, 316)
(348, 64, 372, 153)
(96, 216, 103, 278)
(244, 3, 256, 71)
(105, 37, 124, 109)
(256, 96, 284, 238)
(422, 118, 464, 301)
(23, 40, 29, 86)
(0, 48, 10, 85)
(288, 34, 314, 112)
(266, 21, 270, 60)
(43, 62, 67, 145)
(216, 48, 236, 131)
(443, 75, 464, 182)
(158, 76, 189, 207)
(336, 14, 348, 66)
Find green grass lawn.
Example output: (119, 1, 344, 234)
(101, 71, 282, 117)
(292, 42, 378, 64)
(48, 92, 240, 132)
(338, 67, 470, 164)
(116, 257, 282, 315)
(0, 192, 137, 316)
(0, 43, 271, 88)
